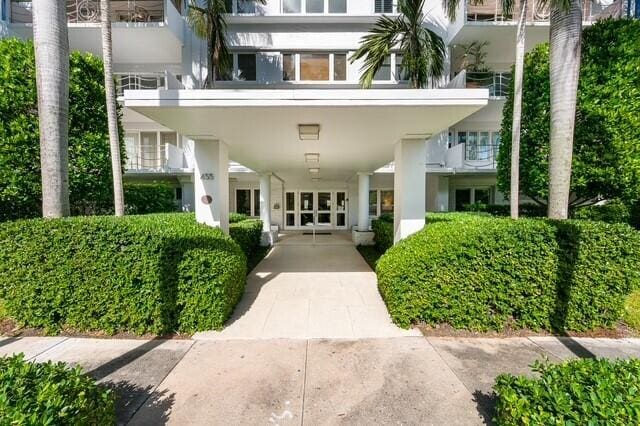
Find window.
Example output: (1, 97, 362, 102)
(475, 188, 491, 205)
(478, 131, 490, 160)
(456, 130, 501, 161)
(283, 53, 295, 81)
(373, 56, 391, 81)
(395, 54, 409, 81)
(334, 54, 347, 81)
(380, 190, 394, 214)
(175, 187, 183, 201)
(236, 189, 251, 215)
(300, 54, 329, 81)
(283, 0, 346, 13)
(375, 0, 394, 13)
(237, 54, 256, 81)
(466, 131, 478, 160)
(369, 190, 378, 216)
(140, 132, 159, 168)
(253, 189, 260, 217)
(225, 0, 259, 13)
(216, 53, 257, 81)
(457, 131, 467, 146)
(455, 189, 471, 211)
(283, 0, 302, 12)
(283, 53, 347, 82)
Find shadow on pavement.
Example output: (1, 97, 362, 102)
(103, 380, 175, 425)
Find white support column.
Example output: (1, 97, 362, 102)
(259, 173, 272, 232)
(357, 172, 371, 231)
(193, 138, 229, 234)
(394, 138, 426, 243)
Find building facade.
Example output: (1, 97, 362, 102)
(0, 0, 626, 243)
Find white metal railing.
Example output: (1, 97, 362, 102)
(10, 0, 173, 24)
(125, 142, 185, 171)
(465, 71, 511, 97)
(446, 142, 499, 169)
(115, 73, 166, 96)
(465, 0, 619, 22)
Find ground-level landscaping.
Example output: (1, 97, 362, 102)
(366, 212, 640, 333)
(0, 213, 262, 336)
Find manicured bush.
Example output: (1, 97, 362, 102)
(462, 203, 546, 217)
(372, 213, 394, 253)
(494, 359, 640, 425)
(229, 212, 248, 223)
(377, 213, 640, 330)
(229, 218, 263, 259)
(572, 200, 632, 225)
(124, 182, 178, 215)
(0, 214, 246, 334)
(0, 38, 124, 220)
(0, 354, 115, 424)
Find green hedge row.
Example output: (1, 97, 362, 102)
(372, 213, 394, 253)
(376, 213, 640, 331)
(0, 354, 115, 424)
(229, 212, 248, 223)
(462, 203, 546, 217)
(494, 358, 640, 425)
(229, 218, 263, 260)
(0, 214, 246, 334)
(124, 182, 178, 215)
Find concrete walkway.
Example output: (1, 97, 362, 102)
(194, 231, 420, 340)
(3, 335, 640, 425)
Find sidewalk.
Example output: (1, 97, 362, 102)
(2, 335, 640, 425)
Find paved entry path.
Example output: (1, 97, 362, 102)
(194, 231, 421, 340)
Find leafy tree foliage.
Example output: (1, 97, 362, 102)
(0, 38, 124, 221)
(497, 19, 640, 207)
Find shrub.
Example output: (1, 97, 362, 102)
(0, 38, 124, 221)
(124, 182, 178, 215)
(573, 200, 632, 225)
(229, 212, 248, 223)
(0, 354, 115, 424)
(0, 214, 246, 334)
(372, 214, 394, 253)
(462, 203, 546, 217)
(494, 359, 640, 425)
(377, 213, 640, 330)
(229, 218, 263, 259)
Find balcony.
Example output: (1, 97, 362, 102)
(446, 142, 499, 171)
(125, 142, 187, 172)
(10, 0, 182, 24)
(115, 72, 166, 97)
(465, 0, 621, 23)
(465, 72, 511, 98)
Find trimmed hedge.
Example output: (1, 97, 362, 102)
(462, 202, 546, 217)
(372, 213, 394, 253)
(573, 200, 632, 225)
(229, 218, 263, 260)
(229, 212, 248, 223)
(376, 213, 640, 331)
(0, 214, 246, 334)
(124, 182, 178, 215)
(0, 354, 115, 424)
(494, 358, 640, 425)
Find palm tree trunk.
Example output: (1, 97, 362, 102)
(548, 0, 582, 219)
(32, 0, 70, 218)
(510, 0, 527, 219)
(207, 31, 214, 88)
(101, 0, 125, 216)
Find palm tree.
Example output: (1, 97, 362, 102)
(444, 0, 526, 219)
(546, 0, 582, 219)
(350, 0, 446, 89)
(100, 0, 125, 216)
(32, 0, 70, 217)
(187, 0, 266, 88)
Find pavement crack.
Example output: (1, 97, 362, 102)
(300, 339, 309, 426)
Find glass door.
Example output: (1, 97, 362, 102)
(300, 191, 315, 227)
(285, 192, 296, 228)
(317, 192, 332, 226)
(335, 191, 347, 229)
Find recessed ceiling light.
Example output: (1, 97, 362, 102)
(305, 153, 320, 162)
(299, 124, 320, 140)
(308, 168, 320, 174)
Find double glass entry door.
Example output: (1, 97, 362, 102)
(285, 190, 347, 229)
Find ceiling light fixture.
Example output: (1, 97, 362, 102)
(304, 153, 320, 162)
(308, 168, 320, 174)
(298, 124, 320, 140)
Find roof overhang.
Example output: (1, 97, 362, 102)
(124, 88, 489, 182)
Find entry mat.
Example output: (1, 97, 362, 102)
(302, 231, 332, 235)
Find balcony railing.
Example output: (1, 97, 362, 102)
(465, 72, 511, 97)
(115, 72, 166, 96)
(465, 0, 621, 22)
(10, 0, 180, 24)
(126, 142, 185, 171)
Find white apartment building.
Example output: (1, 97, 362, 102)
(0, 0, 626, 244)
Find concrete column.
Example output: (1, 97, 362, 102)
(259, 173, 272, 232)
(193, 138, 229, 234)
(394, 138, 426, 243)
(357, 172, 371, 231)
